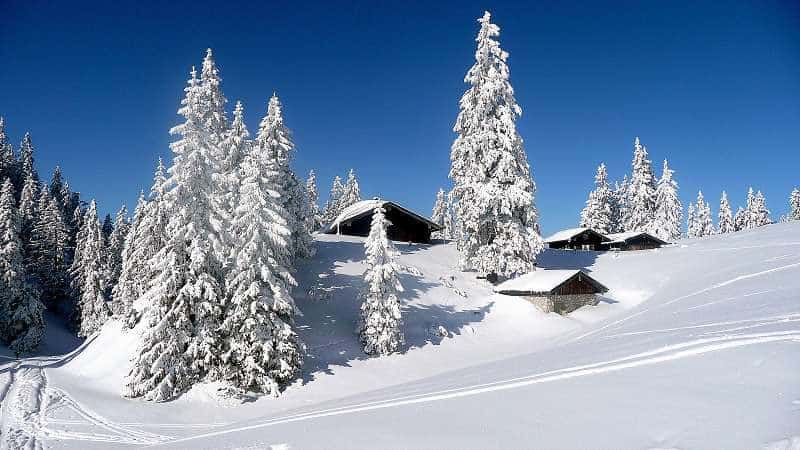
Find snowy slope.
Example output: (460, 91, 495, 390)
(1, 223, 799, 449)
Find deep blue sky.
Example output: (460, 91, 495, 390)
(2, 0, 798, 234)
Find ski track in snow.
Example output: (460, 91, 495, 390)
(571, 261, 800, 342)
(155, 329, 800, 447)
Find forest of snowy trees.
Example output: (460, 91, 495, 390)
(577, 136, 794, 240)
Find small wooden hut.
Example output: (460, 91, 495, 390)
(543, 228, 610, 251)
(325, 199, 441, 243)
(494, 269, 609, 315)
(600, 232, 667, 251)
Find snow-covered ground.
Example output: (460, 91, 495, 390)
(2, 223, 799, 449)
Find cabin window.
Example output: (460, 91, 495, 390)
(581, 244, 592, 251)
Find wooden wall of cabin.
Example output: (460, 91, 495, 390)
(553, 275, 599, 295)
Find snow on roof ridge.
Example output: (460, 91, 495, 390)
(543, 227, 591, 243)
(494, 269, 587, 294)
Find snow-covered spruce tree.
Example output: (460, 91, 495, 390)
(219, 101, 304, 396)
(625, 138, 657, 232)
(29, 187, 70, 308)
(101, 213, 113, 245)
(72, 200, 111, 337)
(0, 178, 44, 355)
(106, 205, 130, 308)
(686, 202, 697, 238)
(339, 169, 362, 211)
(579, 163, 614, 234)
(651, 159, 682, 241)
(740, 187, 757, 230)
(255, 94, 313, 259)
(322, 175, 344, 225)
(448, 11, 543, 278)
(690, 191, 714, 238)
(114, 159, 169, 325)
(124, 67, 226, 401)
(358, 205, 404, 355)
(750, 190, 771, 228)
(610, 175, 629, 233)
(0, 118, 14, 186)
(734, 206, 747, 232)
(718, 191, 735, 234)
(305, 170, 322, 232)
(431, 188, 454, 240)
(790, 188, 800, 221)
(18, 132, 38, 183)
(217, 101, 250, 229)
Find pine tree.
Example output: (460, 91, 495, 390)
(124, 66, 226, 401)
(18, 132, 38, 182)
(305, 170, 322, 232)
(651, 159, 682, 241)
(686, 202, 697, 238)
(625, 138, 657, 232)
(734, 206, 747, 232)
(611, 175, 629, 233)
(255, 94, 313, 259)
(693, 191, 714, 237)
(106, 204, 129, 307)
(101, 213, 113, 244)
(0, 118, 16, 188)
(72, 200, 111, 337)
(219, 103, 304, 395)
(50, 166, 65, 209)
(750, 190, 771, 228)
(217, 101, 250, 231)
(717, 191, 735, 234)
(359, 205, 404, 355)
(431, 188, 454, 240)
(18, 173, 39, 263)
(339, 169, 362, 211)
(579, 163, 614, 234)
(321, 175, 344, 225)
(790, 188, 800, 221)
(0, 178, 44, 355)
(448, 11, 543, 278)
(29, 187, 70, 308)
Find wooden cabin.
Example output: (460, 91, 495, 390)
(600, 232, 667, 251)
(325, 199, 442, 243)
(494, 269, 609, 315)
(543, 228, 610, 251)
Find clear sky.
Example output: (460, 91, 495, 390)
(2, 0, 798, 234)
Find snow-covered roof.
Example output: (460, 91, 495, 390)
(494, 269, 608, 295)
(326, 199, 440, 233)
(605, 232, 667, 245)
(543, 228, 608, 243)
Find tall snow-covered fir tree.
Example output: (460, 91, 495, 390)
(651, 159, 682, 241)
(688, 191, 713, 238)
(750, 190, 771, 228)
(255, 94, 313, 260)
(0, 119, 15, 187)
(625, 138, 657, 232)
(686, 202, 697, 238)
(219, 100, 304, 395)
(431, 188, 454, 240)
(18, 173, 39, 261)
(718, 191, 735, 234)
(448, 11, 543, 278)
(124, 66, 226, 401)
(18, 132, 38, 183)
(29, 186, 70, 308)
(305, 170, 322, 232)
(790, 188, 800, 221)
(734, 206, 747, 231)
(217, 100, 250, 231)
(322, 175, 344, 225)
(106, 205, 129, 305)
(579, 163, 614, 234)
(610, 175, 629, 233)
(0, 178, 44, 355)
(358, 204, 404, 356)
(339, 169, 362, 211)
(72, 200, 111, 337)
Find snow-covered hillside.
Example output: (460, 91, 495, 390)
(2, 223, 799, 449)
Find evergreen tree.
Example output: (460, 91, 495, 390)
(219, 105, 304, 395)
(339, 169, 362, 211)
(693, 191, 714, 237)
(18, 173, 39, 263)
(101, 213, 113, 244)
(448, 11, 543, 278)
(72, 200, 111, 337)
(431, 188, 454, 240)
(718, 191, 735, 234)
(625, 137, 657, 232)
(686, 202, 697, 238)
(358, 205, 404, 355)
(750, 190, 771, 227)
(0, 118, 16, 188)
(579, 163, 614, 234)
(124, 66, 225, 401)
(18, 132, 38, 182)
(50, 166, 65, 209)
(29, 187, 70, 308)
(734, 206, 747, 232)
(106, 204, 130, 306)
(651, 159, 682, 241)
(305, 170, 322, 232)
(611, 175, 629, 233)
(790, 188, 800, 221)
(0, 178, 44, 355)
(321, 175, 344, 225)
(255, 94, 313, 259)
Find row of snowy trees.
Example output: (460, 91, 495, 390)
(119, 49, 315, 401)
(319, 169, 362, 226)
(0, 118, 135, 354)
(448, 11, 543, 279)
(686, 187, 791, 238)
(579, 137, 684, 241)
